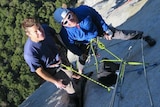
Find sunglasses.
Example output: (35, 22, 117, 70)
(62, 13, 72, 25)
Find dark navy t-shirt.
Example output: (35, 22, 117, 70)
(24, 24, 59, 72)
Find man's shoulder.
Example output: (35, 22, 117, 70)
(24, 38, 32, 49)
(41, 24, 50, 31)
(77, 5, 91, 9)
(42, 24, 56, 35)
(24, 38, 38, 55)
(60, 27, 68, 36)
(69, 5, 91, 13)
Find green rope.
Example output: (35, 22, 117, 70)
(90, 39, 99, 73)
(100, 57, 148, 66)
(100, 59, 122, 63)
(119, 62, 126, 84)
(126, 61, 148, 65)
(91, 39, 121, 60)
(61, 64, 114, 92)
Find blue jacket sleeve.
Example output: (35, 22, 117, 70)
(60, 28, 83, 56)
(78, 15, 98, 41)
(86, 5, 109, 36)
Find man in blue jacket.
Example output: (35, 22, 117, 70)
(22, 17, 79, 106)
(53, 5, 156, 78)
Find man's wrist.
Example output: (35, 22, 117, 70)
(105, 29, 113, 37)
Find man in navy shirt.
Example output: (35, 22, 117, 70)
(53, 5, 156, 78)
(22, 17, 79, 106)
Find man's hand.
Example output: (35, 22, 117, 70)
(79, 54, 88, 65)
(104, 34, 112, 40)
(54, 79, 66, 89)
(104, 29, 113, 40)
(55, 60, 62, 67)
(49, 60, 61, 68)
(80, 54, 88, 61)
(36, 67, 65, 89)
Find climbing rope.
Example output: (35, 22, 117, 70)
(61, 63, 114, 92)
(140, 38, 154, 107)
